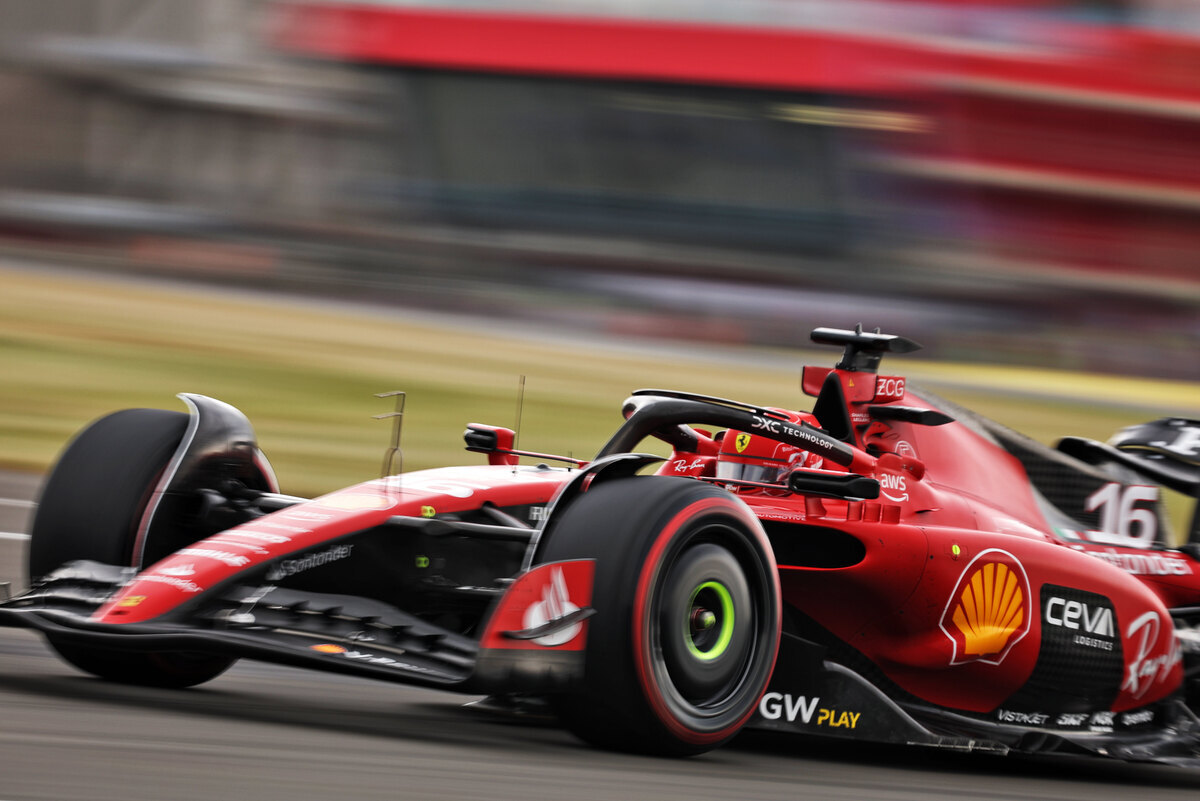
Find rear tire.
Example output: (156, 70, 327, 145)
(539, 477, 780, 755)
(29, 408, 236, 688)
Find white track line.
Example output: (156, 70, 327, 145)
(0, 532, 29, 541)
(0, 499, 34, 509)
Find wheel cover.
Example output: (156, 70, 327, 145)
(685, 580, 735, 661)
(652, 531, 762, 721)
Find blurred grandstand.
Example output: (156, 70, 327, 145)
(0, 0, 1196, 377)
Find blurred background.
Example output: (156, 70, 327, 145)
(2, 7, 1199, 795)
(1, 0, 1197, 379)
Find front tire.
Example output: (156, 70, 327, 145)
(29, 408, 236, 688)
(539, 477, 780, 755)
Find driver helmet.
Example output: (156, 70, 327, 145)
(717, 428, 809, 485)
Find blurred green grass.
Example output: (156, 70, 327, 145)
(1, 265, 1196, 535)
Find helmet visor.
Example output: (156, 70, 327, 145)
(716, 460, 783, 484)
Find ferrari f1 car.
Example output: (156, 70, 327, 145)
(4, 326, 1200, 765)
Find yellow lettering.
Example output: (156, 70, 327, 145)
(814, 708, 862, 728)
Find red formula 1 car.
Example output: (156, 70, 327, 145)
(4, 327, 1200, 764)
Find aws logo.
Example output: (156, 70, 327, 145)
(939, 549, 1031, 665)
(878, 472, 908, 502)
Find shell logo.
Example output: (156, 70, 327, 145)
(939, 549, 1031, 666)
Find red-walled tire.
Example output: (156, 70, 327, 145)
(29, 408, 236, 688)
(540, 476, 780, 755)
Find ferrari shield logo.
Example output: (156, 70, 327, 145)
(735, 433, 751, 453)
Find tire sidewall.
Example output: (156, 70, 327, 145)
(28, 407, 238, 688)
(29, 408, 189, 580)
(632, 493, 780, 746)
(541, 477, 780, 753)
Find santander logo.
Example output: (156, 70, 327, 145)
(522, 567, 582, 647)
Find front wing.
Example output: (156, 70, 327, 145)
(0, 557, 595, 695)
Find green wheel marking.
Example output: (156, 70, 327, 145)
(685, 581, 735, 661)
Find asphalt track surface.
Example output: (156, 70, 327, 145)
(4, 474, 1200, 800)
